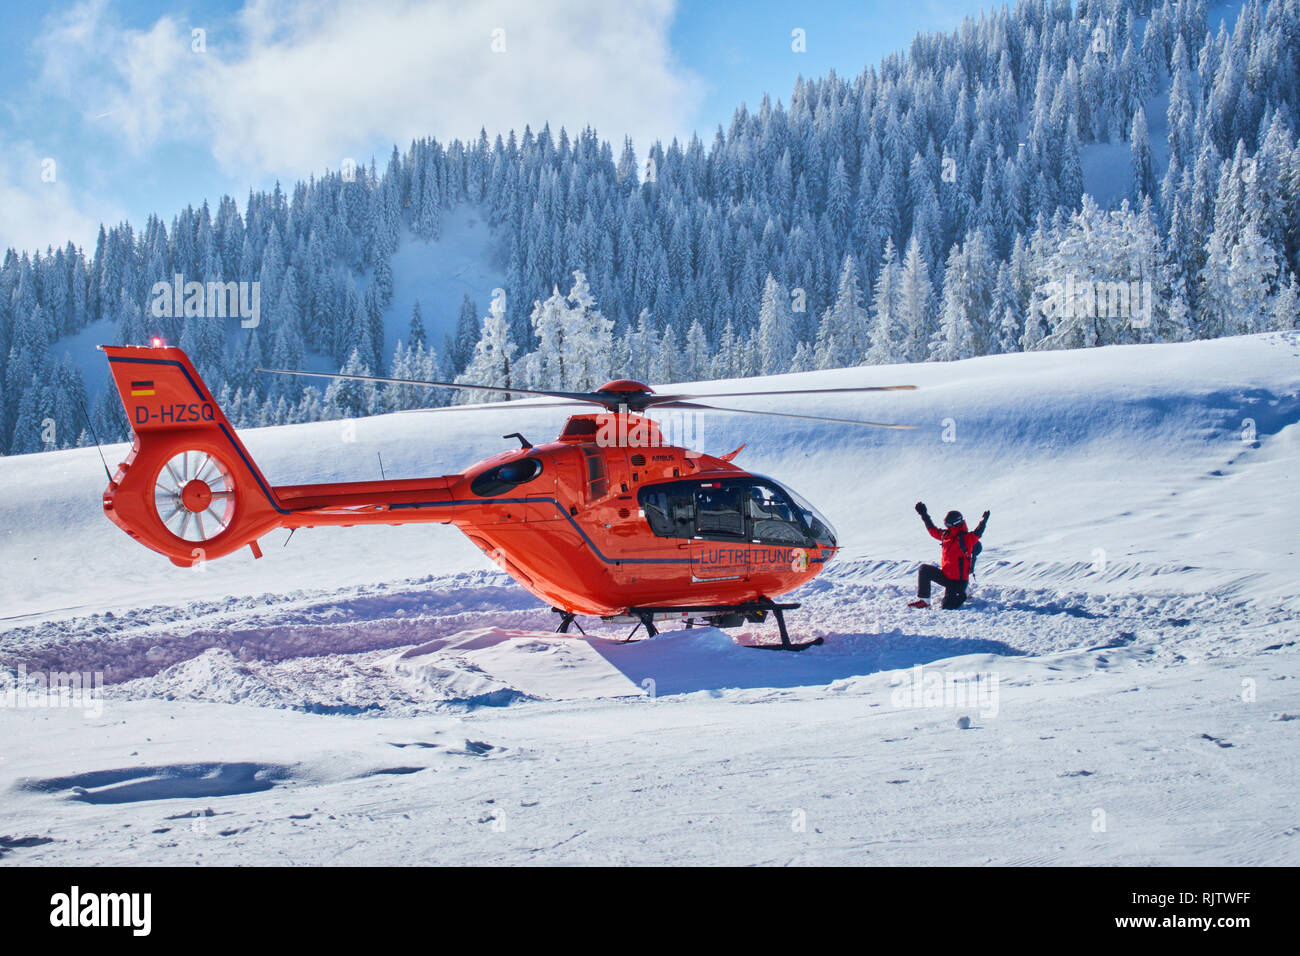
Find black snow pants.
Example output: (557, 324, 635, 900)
(917, 564, 968, 609)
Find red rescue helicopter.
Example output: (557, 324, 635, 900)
(99, 342, 915, 649)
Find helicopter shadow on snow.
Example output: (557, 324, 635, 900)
(585, 627, 1024, 697)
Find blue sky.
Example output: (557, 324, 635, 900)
(0, 0, 985, 254)
(671, 0, 978, 134)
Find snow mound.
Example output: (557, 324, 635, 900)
(115, 648, 326, 710)
(392, 627, 646, 705)
(109, 628, 648, 712)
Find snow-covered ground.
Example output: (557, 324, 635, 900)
(2, 332, 1298, 864)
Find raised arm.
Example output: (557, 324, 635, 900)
(915, 502, 942, 539)
(973, 510, 990, 538)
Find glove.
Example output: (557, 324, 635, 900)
(915, 502, 927, 515)
(982, 510, 990, 521)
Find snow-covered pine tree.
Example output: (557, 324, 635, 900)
(526, 286, 569, 389)
(1033, 196, 1165, 349)
(1131, 106, 1157, 204)
(562, 270, 614, 390)
(650, 325, 680, 384)
(382, 340, 411, 413)
(755, 274, 795, 375)
(296, 385, 325, 423)
(455, 293, 519, 402)
(1271, 272, 1299, 331)
(620, 308, 658, 383)
(683, 318, 711, 382)
(930, 243, 977, 362)
(323, 348, 376, 418)
(1164, 275, 1195, 342)
(447, 293, 478, 374)
(92, 382, 128, 442)
(362, 283, 385, 374)
(866, 238, 902, 365)
(1225, 218, 1281, 335)
(990, 261, 1022, 354)
(49, 355, 89, 450)
(814, 255, 870, 368)
(711, 320, 737, 380)
(10, 375, 54, 454)
(788, 340, 816, 372)
(269, 271, 306, 397)
(897, 235, 934, 363)
(408, 300, 427, 350)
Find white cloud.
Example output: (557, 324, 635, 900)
(38, 0, 702, 179)
(0, 140, 122, 252)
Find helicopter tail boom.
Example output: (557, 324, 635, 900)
(101, 344, 461, 567)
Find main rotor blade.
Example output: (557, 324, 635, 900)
(255, 367, 600, 404)
(645, 384, 917, 405)
(401, 400, 593, 414)
(655, 400, 917, 429)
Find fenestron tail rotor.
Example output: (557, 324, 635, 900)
(153, 449, 237, 543)
(255, 367, 918, 429)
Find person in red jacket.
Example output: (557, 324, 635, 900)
(908, 502, 989, 609)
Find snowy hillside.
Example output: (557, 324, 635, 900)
(9, 0, 1299, 459)
(1, 332, 1297, 864)
(371, 207, 505, 359)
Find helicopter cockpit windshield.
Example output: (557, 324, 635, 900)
(638, 475, 837, 549)
(753, 475, 838, 549)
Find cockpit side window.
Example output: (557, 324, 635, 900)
(695, 486, 745, 537)
(639, 486, 695, 538)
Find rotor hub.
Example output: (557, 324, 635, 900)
(597, 379, 652, 394)
(181, 478, 213, 513)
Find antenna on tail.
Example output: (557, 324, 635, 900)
(77, 396, 114, 483)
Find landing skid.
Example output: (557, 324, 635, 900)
(552, 610, 587, 636)
(552, 599, 822, 651)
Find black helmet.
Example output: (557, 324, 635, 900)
(943, 510, 964, 527)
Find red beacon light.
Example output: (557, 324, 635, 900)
(151, 337, 165, 348)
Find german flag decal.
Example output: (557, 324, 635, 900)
(130, 380, 156, 397)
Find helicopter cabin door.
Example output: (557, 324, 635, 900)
(689, 481, 752, 580)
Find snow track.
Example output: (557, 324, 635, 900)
(0, 560, 1280, 712)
